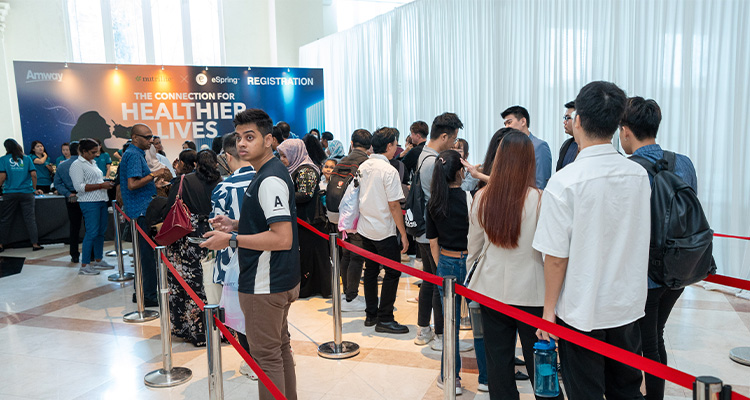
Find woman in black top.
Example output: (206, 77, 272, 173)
(163, 149, 222, 346)
(277, 139, 331, 298)
(426, 150, 472, 392)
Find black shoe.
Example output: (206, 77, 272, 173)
(132, 293, 137, 303)
(71, 257, 79, 263)
(0, 246, 4, 253)
(144, 298, 159, 307)
(515, 370, 529, 380)
(375, 320, 409, 334)
(515, 356, 525, 366)
(32, 246, 44, 251)
(364, 316, 378, 327)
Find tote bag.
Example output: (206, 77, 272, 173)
(155, 175, 193, 245)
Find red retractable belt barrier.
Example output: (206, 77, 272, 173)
(115, 204, 288, 400)
(714, 233, 750, 241)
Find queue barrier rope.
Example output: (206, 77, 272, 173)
(113, 204, 288, 400)
(116, 202, 750, 400)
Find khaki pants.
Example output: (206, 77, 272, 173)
(239, 284, 300, 400)
(201, 255, 222, 305)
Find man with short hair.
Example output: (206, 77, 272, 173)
(203, 109, 299, 400)
(619, 96, 697, 400)
(401, 120, 429, 179)
(121, 124, 168, 306)
(556, 101, 578, 171)
(321, 131, 334, 150)
(502, 105, 552, 189)
(335, 129, 373, 312)
(356, 127, 409, 334)
(534, 81, 650, 399)
(271, 126, 284, 151)
(151, 136, 176, 176)
(415, 113, 464, 350)
(54, 141, 82, 263)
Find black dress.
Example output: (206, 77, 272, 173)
(293, 165, 332, 298)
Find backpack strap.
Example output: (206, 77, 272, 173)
(662, 151, 677, 173)
(415, 154, 437, 174)
(629, 155, 658, 177)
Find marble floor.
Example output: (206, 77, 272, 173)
(1, 242, 749, 400)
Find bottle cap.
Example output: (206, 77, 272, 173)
(534, 339, 556, 351)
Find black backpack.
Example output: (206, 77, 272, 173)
(630, 151, 716, 289)
(404, 155, 436, 237)
(326, 160, 364, 213)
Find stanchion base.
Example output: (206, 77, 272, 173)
(459, 316, 471, 330)
(729, 347, 750, 366)
(318, 341, 360, 359)
(108, 272, 135, 282)
(123, 310, 159, 323)
(106, 249, 130, 257)
(144, 367, 192, 388)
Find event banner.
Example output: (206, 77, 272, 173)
(13, 61, 325, 161)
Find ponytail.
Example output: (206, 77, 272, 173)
(427, 150, 463, 220)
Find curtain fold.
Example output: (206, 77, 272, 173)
(300, 0, 750, 279)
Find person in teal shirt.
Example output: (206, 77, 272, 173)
(0, 139, 44, 252)
(94, 139, 112, 178)
(55, 142, 71, 166)
(30, 140, 54, 193)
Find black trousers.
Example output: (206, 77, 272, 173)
(340, 232, 365, 301)
(0, 193, 38, 245)
(559, 318, 644, 400)
(136, 216, 158, 302)
(416, 242, 443, 334)
(65, 200, 83, 261)
(639, 286, 684, 400)
(361, 235, 401, 322)
(481, 305, 564, 400)
(298, 223, 332, 299)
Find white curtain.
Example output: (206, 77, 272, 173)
(300, 0, 750, 279)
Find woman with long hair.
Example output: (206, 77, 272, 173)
(70, 139, 115, 275)
(163, 149, 222, 346)
(29, 140, 54, 193)
(425, 149, 473, 394)
(0, 139, 43, 252)
(277, 139, 331, 298)
(466, 132, 562, 400)
(302, 134, 327, 167)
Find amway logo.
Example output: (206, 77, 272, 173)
(26, 70, 63, 83)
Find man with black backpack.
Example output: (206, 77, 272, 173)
(326, 129, 372, 311)
(620, 97, 713, 400)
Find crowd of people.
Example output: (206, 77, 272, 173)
(0, 80, 698, 400)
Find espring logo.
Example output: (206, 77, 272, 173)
(196, 73, 208, 85)
(211, 76, 239, 85)
(26, 70, 63, 83)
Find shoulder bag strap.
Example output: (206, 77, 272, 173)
(177, 174, 185, 199)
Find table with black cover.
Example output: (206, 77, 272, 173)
(0, 194, 115, 248)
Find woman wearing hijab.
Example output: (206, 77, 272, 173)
(277, 139, 331, 298)
(326, 140, 345, 161)
(145, 145, 173, 196)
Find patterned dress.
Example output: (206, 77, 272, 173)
(166, 214, 209, 347)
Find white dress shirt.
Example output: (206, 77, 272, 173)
(70, 157, 109, 202)
(356, 154, 405, 241)
(532, 144, 651, 332)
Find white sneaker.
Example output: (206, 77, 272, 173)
(78, 265, 100, 275)
(436, 375, 463, 395)
(477, 382, 489, 392)
(341, 296, 366, 312)
(239, 361, 258, 380)
(431, 334, 443, 351)
(459, 341, 474, 352)
(92, 260, 115, 269)
(414, 326, 435, 345)
(406, 296, 419, 303)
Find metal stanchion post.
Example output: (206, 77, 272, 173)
(318, 232, 360, 359)
(123, 218, 159, 323)
(693, 376, 723, 400)
(204, 305, 224, 400)
(443, 276, 457, 400)
(459, 297, 471, 330)
(145, 246, 192, 387)
(729, 346, 750, 366)
(108, 201, 134, 282)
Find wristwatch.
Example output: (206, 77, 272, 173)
(229, 233, 238, 250)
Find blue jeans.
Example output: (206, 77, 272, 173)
(468, 298, 488, 385)
(79, 201, 108, 264)
(436, 252, 467, 381)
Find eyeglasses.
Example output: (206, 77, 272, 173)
(563, 115, 572, 122)
(133, 133, 154, 140)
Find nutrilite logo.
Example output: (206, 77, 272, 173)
(26, 70, 63, 83)
(135, 75, 172, 83)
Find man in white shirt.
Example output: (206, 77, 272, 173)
(356, 127, 409, 334)
(534, 81, 651, 399)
